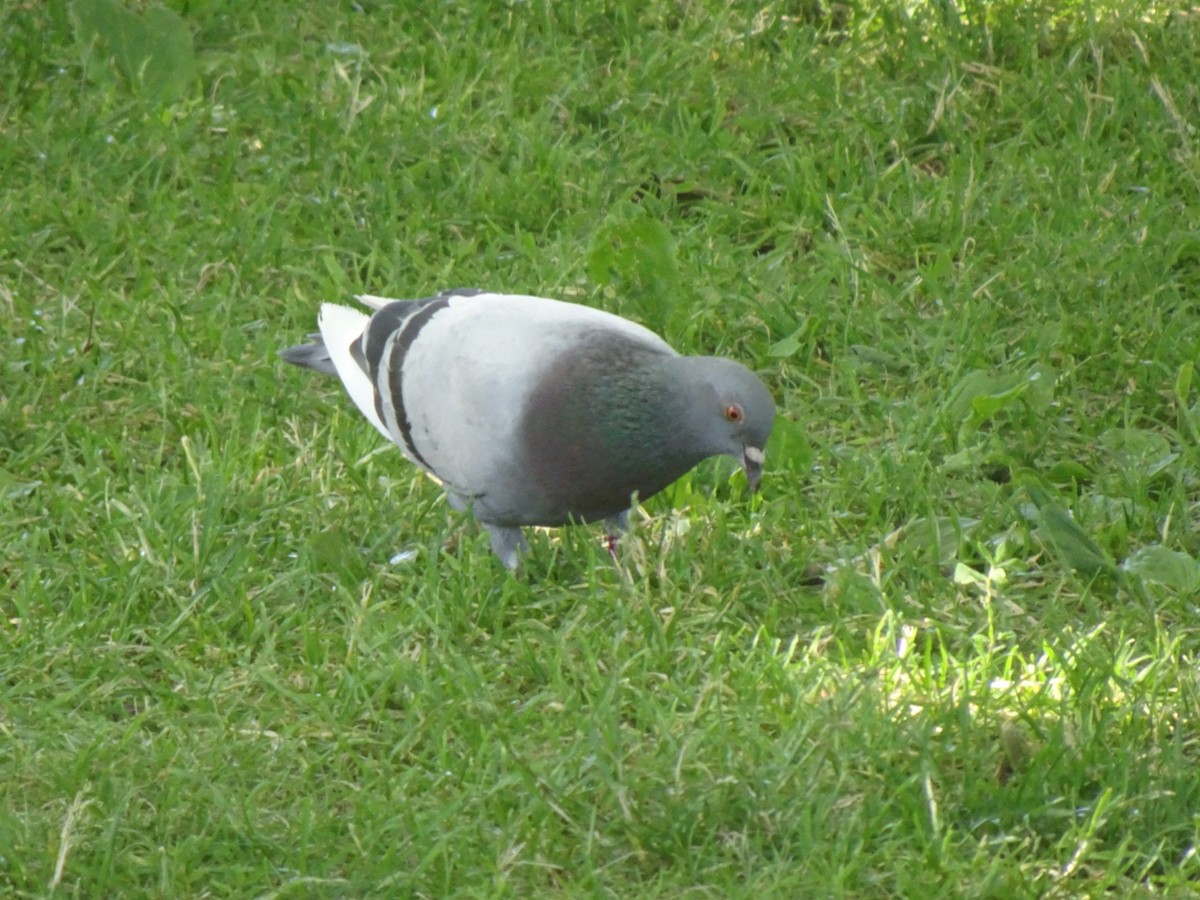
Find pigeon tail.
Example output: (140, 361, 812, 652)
(279, 337, 338, 376)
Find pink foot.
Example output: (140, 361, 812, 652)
(603, 533, 619, 563)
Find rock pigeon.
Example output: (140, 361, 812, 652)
(281, 289, 775, 569)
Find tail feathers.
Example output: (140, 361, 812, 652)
(281, 305, 390, 441)
(279, 336, 338, 376)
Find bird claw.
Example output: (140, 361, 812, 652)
(603, 533, 619, 563)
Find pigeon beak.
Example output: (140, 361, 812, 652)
(741, 445, 765, 493)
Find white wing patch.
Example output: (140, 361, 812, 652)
(316, 303, 389, 439)
(355, 293, 393, 311)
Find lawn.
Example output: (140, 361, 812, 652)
(3, 0, 1200, 895)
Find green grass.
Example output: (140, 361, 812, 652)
(4, 0, 1200, 895)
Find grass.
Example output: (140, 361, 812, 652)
(3, 0, 1200, 894)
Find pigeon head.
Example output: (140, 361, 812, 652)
(670, 356, 775, 491)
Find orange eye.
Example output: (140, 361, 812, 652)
(724, 404, 744, 423)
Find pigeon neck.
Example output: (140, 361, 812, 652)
(595, 356, 712, 474)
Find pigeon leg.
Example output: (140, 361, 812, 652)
(601, 510, 630, 563)
(485, 524, 528, 571)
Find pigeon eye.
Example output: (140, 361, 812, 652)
(724, 404, 744, 423)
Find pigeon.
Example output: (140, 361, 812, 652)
(281, 289, 775, 569)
